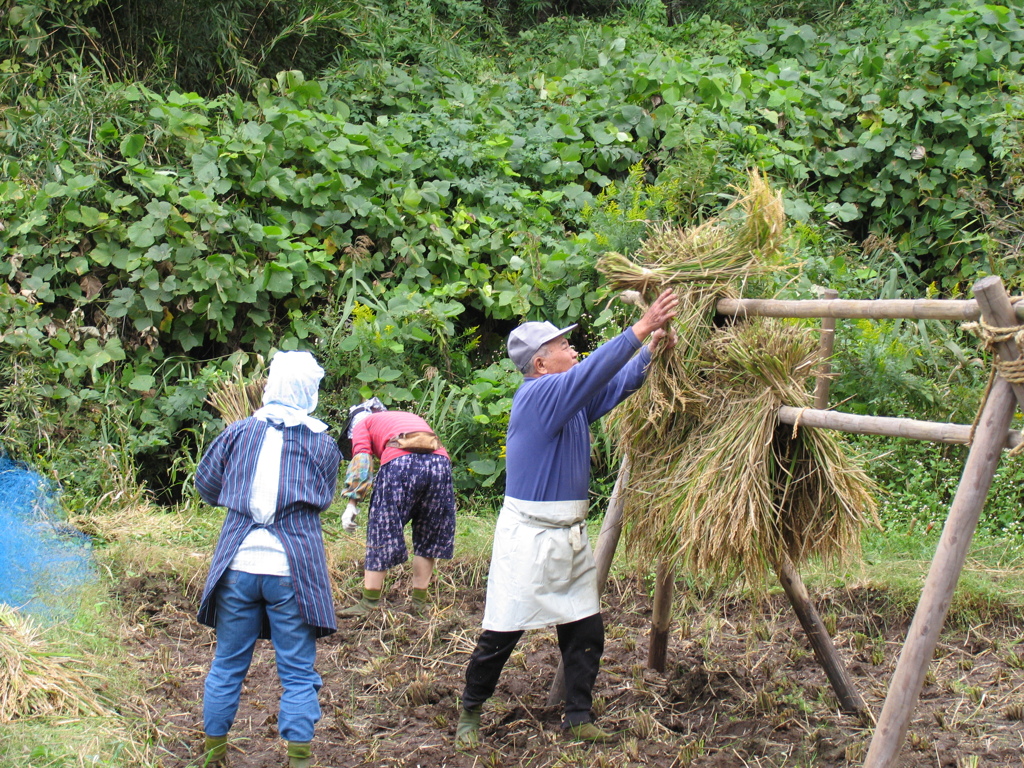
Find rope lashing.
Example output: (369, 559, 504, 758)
(961, 320, 1024, 384)
(962, 319, 1024, 456)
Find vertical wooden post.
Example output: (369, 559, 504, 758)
(647, 559, 674, 672)
(594, 457, 631, 595)
(814, 288, 839, 410)
(864, 276, 1024, 767)
(777, 553, 867, 716)
(782, 303, 866, 716)
(548, 457, 631, 705)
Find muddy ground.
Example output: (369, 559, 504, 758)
(118, 561, 1024, 768)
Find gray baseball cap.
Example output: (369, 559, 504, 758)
(507, 321, 578, 374)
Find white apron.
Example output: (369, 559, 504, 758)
(482, 497, 600, 632)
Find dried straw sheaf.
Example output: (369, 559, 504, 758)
(598, 170, 877, 578)
(599, 169, 786, 465)
(630, 319, 878, 581)
(597, 169, 784, 296)
(0, 604, 112, 722)
(207, 371, 266, 424)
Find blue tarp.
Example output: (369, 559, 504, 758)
(0, 454, 95, 621)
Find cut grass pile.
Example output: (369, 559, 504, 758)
(0, 582, 162, 768)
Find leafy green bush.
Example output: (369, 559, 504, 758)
(852, 433, 1024, 538)
(1, 62, 658, 495)
(4, 0, 1024, 512)
(2, 0, 369, 97)
(682, 0, 944, 29)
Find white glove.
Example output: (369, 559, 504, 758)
(342, 502, 358, 533)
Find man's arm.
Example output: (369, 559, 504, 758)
(579, 290, 678, 422)
(582, 346, 652, 423)
(531, 289, 680, 430)
(526, 331, 645, 434)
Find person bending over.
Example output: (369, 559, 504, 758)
(338, 400, 455, 617)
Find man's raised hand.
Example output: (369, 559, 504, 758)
(632, 289, 679, 343)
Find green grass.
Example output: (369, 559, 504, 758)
(0, 718, 155, 768)
(595, 508, 1024, 630)
(324, 495, 501, 600)
(797, 528, 1024, 629)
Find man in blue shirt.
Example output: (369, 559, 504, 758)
(195, 351, 342, 768)
(455, 290, 678, 748)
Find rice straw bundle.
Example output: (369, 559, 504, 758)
(206, 367, 266, 424)
(0, 604, 112, 722)
(597, 168, 785, 294)
(629, 319, 878, 580)
(599, 169, 786, 458)
(598, 170, 877, 578)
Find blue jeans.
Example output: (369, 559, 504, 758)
(203, 570, 322, 742)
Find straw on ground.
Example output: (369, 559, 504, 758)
(0, 604, 113, 722)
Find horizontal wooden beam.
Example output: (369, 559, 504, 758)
(777, 405, 1022, 449)
(718, 297, 1024, 321)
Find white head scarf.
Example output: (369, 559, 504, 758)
(347, 397, 387, 437)
(252, 350, 329, 433)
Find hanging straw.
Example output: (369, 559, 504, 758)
(206, 361, 266, 424)
(633, 319, 878, 580)
(599, 169, 877, 579)
(599, 169, 787, 468)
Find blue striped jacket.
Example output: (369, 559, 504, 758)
(196, 417, 343, 637)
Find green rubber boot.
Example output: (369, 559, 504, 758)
(410, 587, 429, 615)
(454, 705, 482, 749)
(202, 735, 228, 766)
(287, 740, 312, 768)
(339, 588, 381, 617)
(567, 721, 615, 743)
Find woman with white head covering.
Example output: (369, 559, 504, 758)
(195, 351, 342, 768)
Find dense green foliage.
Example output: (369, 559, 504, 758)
(0, 0, 639, 97)
(2, 0, 1024, 522)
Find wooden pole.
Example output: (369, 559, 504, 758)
(647, 559, 674, 672)
(716, 296, 1024, 321)
(813, 289, 839, 410)
(594, 457, 631, 594)
(547, 457, 631, 706)
(864, 276, 1024, 767)
(777, 553, 868, 716)
(772, 289, 868, 713)
(974, 278, 1024, 408)
(777, 406, 1023, 449)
